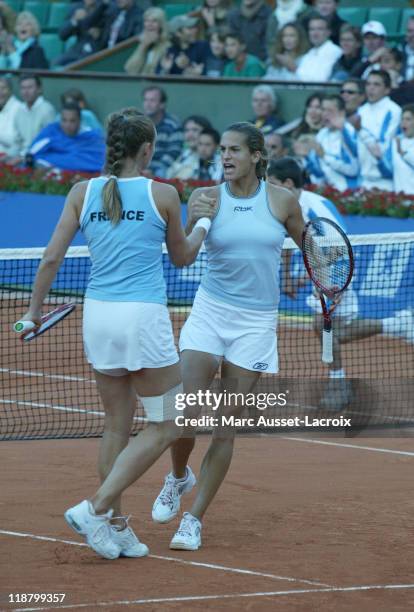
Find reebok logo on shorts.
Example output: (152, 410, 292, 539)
(253, 362, 268, 371)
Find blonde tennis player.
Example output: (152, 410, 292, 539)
(19, 108, 214, 560)
(152, 122, 307, 550)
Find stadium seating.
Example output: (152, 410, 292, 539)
(368, 7, 402, 35)
(400, 8, 414, 33)
(7, 0, 22, 12)
(23, 1, 50, 27)
(338, 7, 368, 28)
(163, 4, 195, 19)
(39, 32, 64, 64)
(47, 2, 69, 30)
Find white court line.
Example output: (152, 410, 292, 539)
(0, 400, 146, 423)
(0, 529, 330, 587)
(13, 584, 414, 611)
(281, 436, 414, 457)
(0, 368, 96, 384)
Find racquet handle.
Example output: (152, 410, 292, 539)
(322, 329, 333, 363)
(13, 320, 36, 333)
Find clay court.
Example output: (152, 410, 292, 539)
(2, 434, 414, 611)
(1, 240, 414, 611)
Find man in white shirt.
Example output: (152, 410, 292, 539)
(0, 77, 22, 159)
(306, 94, 359, 191)
(379, 104, 414, 195)
(10, 74, 56, 165)
(356, 69, 402, 190)
(296, 15, 342, 82)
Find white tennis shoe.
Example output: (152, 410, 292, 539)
(110, 517, 149, 558)
(152, 466, 196, 523)
(393, 310, 414, 343)
(170, 512, 202, 551)
(64, 500, 121, 560)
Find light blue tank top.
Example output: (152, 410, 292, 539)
(201, 181, 286, 311)
(80, 176, 167, 303)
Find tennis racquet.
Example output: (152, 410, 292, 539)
(302, 217, 354, 364)
(13, 303, 76, 342)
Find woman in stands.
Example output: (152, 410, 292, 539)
(18, 108, 213, 560)
(151, 122, 307, 551)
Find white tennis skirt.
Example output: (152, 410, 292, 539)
(83, 298, 179, 373)
(179, 288, 279, 373)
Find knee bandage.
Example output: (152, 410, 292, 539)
(140, 383, 183, 422)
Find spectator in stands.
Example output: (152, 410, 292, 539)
(339, 77, 366, 127)
(330, 24, 363, 82)
(401, 17, 414, 83)
(60, 88, 103, 132)
(9, 75, 56, 165)
(296, 16, 341, 82)
(379, 104, 414, 195)
(124, 7, 169, 76)
(227, 0, 271, 62)
(0, 11, 48, 70)
(222, 32, 265, 78)
(157, 15, 209, 76)
(189, 0, 231, 38)
(356, 70, 402, 191)
(28, 103, 105, 173)
(166, 115, 212, 179)
(250, 85, 284, 134)
(291, 92, 323, 139)
(102, 0, 150, 49)
(380, 47, 404, 89)
(205, 28, 227, 77)
(265, 131, 290, 160)
(55, 0, 106, 67)
(305, 94, 359, 190)
(196, 127, 222, 180)
(309, 0, 345, 46)
(142, 86, 183, 178)
(356, 21, 388, 80)
(0, 77, 22, 159)
(266, 0, 312, 51)
(264, 22, 309, 81)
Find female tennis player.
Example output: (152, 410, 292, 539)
(18, 108, 214, 560)
(151, 122, 307, 550)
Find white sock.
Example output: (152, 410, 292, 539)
(174, 467, 189, 482)
(329, 368, 345, 379)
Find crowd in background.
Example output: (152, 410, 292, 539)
(0, 0, 414, 195)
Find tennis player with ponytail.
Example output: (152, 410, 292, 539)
(18, 108, 214, 560)
(152, 122, 307, 550)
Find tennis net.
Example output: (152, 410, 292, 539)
(1, 233, 413, 440)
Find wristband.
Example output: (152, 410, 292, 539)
(194, 217, 211, 234)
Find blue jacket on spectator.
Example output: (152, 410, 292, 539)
(29, 122, 105, 173)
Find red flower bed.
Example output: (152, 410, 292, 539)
(0, 164, 413, 218)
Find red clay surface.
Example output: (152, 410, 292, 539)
(1, 436, 414, 611)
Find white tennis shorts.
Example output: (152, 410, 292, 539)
(179, 288, 279, 373)
(306, 286, 359, 322)
(83, 298, 178, 374)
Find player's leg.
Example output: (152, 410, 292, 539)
(152, 349, 220, 523)
(170, 361, 260, 550)
(64, 363, 183, 559)
(94, 370, 136, 517)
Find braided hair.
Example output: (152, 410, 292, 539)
(224, 122, 268, 179)
(102, 108, 156, 224)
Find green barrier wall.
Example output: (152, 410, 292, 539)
(2, 70, 336, 132)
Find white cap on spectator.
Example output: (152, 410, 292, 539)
(169, 15, 199, 33)
(362, 21, 387, 37)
